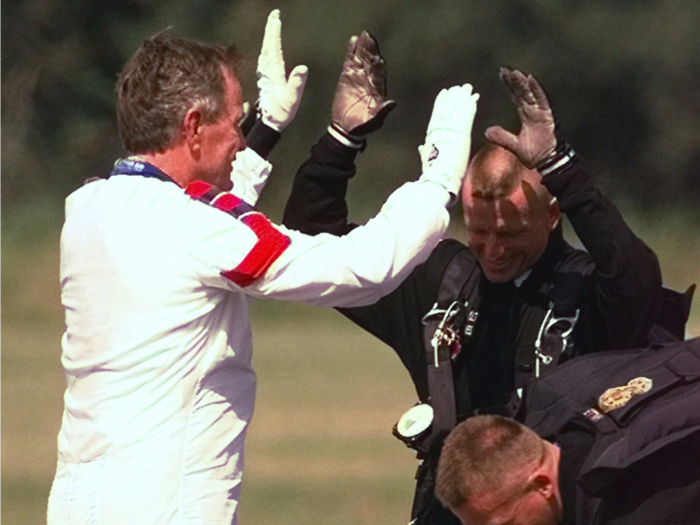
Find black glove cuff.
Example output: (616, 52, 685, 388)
(246, 120, 281, 159)
(240, 101, 258, 136)
(538, 140, 578, 178)
(328, 123, 367, 151)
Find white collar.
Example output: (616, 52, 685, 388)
(513, 269, 532, 288)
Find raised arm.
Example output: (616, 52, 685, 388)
(282, 31, 395, 235)
(230, 9, 308, 204)
(190, 83, 479, 310)
(486, 67, 662, 348)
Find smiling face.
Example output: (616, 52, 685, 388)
(463, 180, 559, 283)
(461, 145, 559, 283)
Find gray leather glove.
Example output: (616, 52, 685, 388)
(328, 31, 397, 148)
(485, 67, 558, 169)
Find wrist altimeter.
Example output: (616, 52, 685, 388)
(392, 403, 434, 451)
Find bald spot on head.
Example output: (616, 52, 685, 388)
(462, 143, 553, 216)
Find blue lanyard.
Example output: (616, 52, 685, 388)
(108, 158, 179, 186)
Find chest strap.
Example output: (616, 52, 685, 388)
(421, 253, 480, 447)
(533, 271, 584, 377)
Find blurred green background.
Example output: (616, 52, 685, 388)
(2, 0, 699, 524)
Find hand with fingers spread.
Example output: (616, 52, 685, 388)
(485, 67, 557, 169)
(256, 9, 308, 132)
(329, 31, 397, 148)
(419, 84, 480, 198)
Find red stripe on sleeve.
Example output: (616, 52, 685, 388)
(212, 193, 242, 211)
(221, 214, 291, 287)
(185, 180, 213, 198)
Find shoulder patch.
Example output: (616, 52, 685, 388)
(185, 180, 290, 287)
(598, 377, 653, 413)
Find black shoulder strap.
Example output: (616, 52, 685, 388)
(513, 257, 588, 388)
(411, 252, 480, 525)
(421, 250, 480, 444)
(533, 270, 586, 377)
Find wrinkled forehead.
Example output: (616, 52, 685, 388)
(221, 66, 244, 113)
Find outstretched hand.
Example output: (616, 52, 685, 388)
(331, 31, 397, 140)
(418, 84, 480, 198)
(485, 67, 557, 169)
(256, 9, 309, 132)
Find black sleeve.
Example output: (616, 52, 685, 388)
(280, 133, 471, 393)
(542, 157, 662, 349)
(338, 240, 469, 398)
(280, 130, 431, 366)
(244, 120, 281, 159)
(282, 132, 360, 236)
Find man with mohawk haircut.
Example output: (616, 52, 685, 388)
(284, 64, 668, 525)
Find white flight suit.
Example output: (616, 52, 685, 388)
(48, 149, 451, 524)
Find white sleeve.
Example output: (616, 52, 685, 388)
(228, 148, 272, 205)
(184, 177, 450, 308)
(243, 179, 450, 307)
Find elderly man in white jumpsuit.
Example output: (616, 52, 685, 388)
(47, 10, 479, 525)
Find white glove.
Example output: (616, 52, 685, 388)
(418, 84, 479, 198)
(257, 9, 309, 132)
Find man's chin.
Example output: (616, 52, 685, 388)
(482, 265, 519, 283)
(485, 272, 514, 283)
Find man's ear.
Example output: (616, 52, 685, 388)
(183, 108, 203, 155)
(530, 472, 555, 499)
(547, 198, 560, 231)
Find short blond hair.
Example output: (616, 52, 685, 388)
(435, 415, 544, 510)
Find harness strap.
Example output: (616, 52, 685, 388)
(421, 252, 480, 446)
(517, 270, 585, 386)
(536, 272, 584, 372)
(423, 304, 459, 438)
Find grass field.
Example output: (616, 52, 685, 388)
(2, 211, 699, 525)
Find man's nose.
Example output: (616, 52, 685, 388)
(484, 238, 505, 259)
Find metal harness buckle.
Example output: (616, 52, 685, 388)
(534, 304, 580, 377)
(422, 301, 462, 367)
